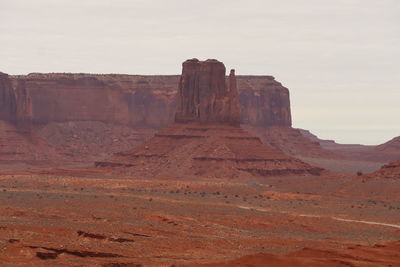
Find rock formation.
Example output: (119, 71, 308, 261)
(238, 75, 291, 126)
(0, 72, 17, 122)
(1, 70, 398, 172)
(370, 160, 400, 179)
(7, 72, 291, 128)
(10, 73, 177, 127)
(175, 59, 240, 125)
(0, 72, 32, 131)
(243, 125, 339, 159)
(96, 59, 323, 178)
(0, 120, 62, 167)
(1, 69, 303, 169)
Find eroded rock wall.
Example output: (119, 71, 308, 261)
(175, 59, 240, 125)
(0, 73, 32, 131)
(10, 74, 178, 128)
(237, 75, 291, 126)
(0, 72, 17, 122)
(8, 72, 291, 128)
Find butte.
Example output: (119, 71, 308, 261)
(96, 59, 323, 178)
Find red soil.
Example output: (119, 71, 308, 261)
(187, 241, 400, 267)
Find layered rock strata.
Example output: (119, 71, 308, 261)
(0, 72, 32, 131)
(2, 69, 302, 168)
(370, 160, 400, 179)
(96, 59, 322, 178)
(0, 120, 62, 167)
(0, 72, 17, 122)
(243, 125, 339, 158)
(175, 59, 240, 125)
(95, 123, 322, 178)
(3, 70, 398, 171)
(7, 72, 291, 128)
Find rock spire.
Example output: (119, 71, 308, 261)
(175, 59, 240, 125)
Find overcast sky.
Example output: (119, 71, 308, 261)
(1, 0, 399, 144)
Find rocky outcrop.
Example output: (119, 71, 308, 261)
(14, 79, 32, 131)
(0, 72, 17, 122)
(96, 59, 322, 178)
(175, 59, 240, 125)
(0, 73, 32, 131)
(243, 126, 338, 159)
(10, 74, 177, 127)
(369, 160, 400, 179)
(2, 70, 397, 171)
(1, 70, 294, 169)
(8, 72, 291, 128)
(95, 123, 323, 178)
(238, 76, 291, 126)
(0, 120, 62, 166)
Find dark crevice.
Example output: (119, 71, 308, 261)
(28, 246, 124, 259)
(77, 230, 135, 243)
(123, 232, 151, 238)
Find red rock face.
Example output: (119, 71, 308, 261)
(371, 160, 400, 179)
(2, 71, 398, 172)
(238, 76, 292, 126)
(96, 59, 322, 178)
(1, 70, 294, 168)
(175, 59, 240, 125)
(0, 72, 17, 122)
(10, 74, 178, 127)
(0, 73, 32, 131)
(14, 79, 32, 132)
(8, 72, 291, 128)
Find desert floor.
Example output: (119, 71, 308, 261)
(0, 171, 399, 266)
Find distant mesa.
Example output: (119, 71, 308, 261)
(1, 62, 399, 172)
(4, 68, 292, 129)
(95, 59, 323, 178)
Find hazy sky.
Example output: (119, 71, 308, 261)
(1, 0, 399, 144)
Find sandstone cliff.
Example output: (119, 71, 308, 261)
(96, 59, 322, 178)
(1, 70, 294, 169)
(8, 72, 291, 128)
(175, 59, 240, 125)
(0, 72, 32, 131)
(2, 70, 398, 172)
(0, 72, 17, 122)
(9, 73, 178, 128)
(238, 75, 291, 126)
